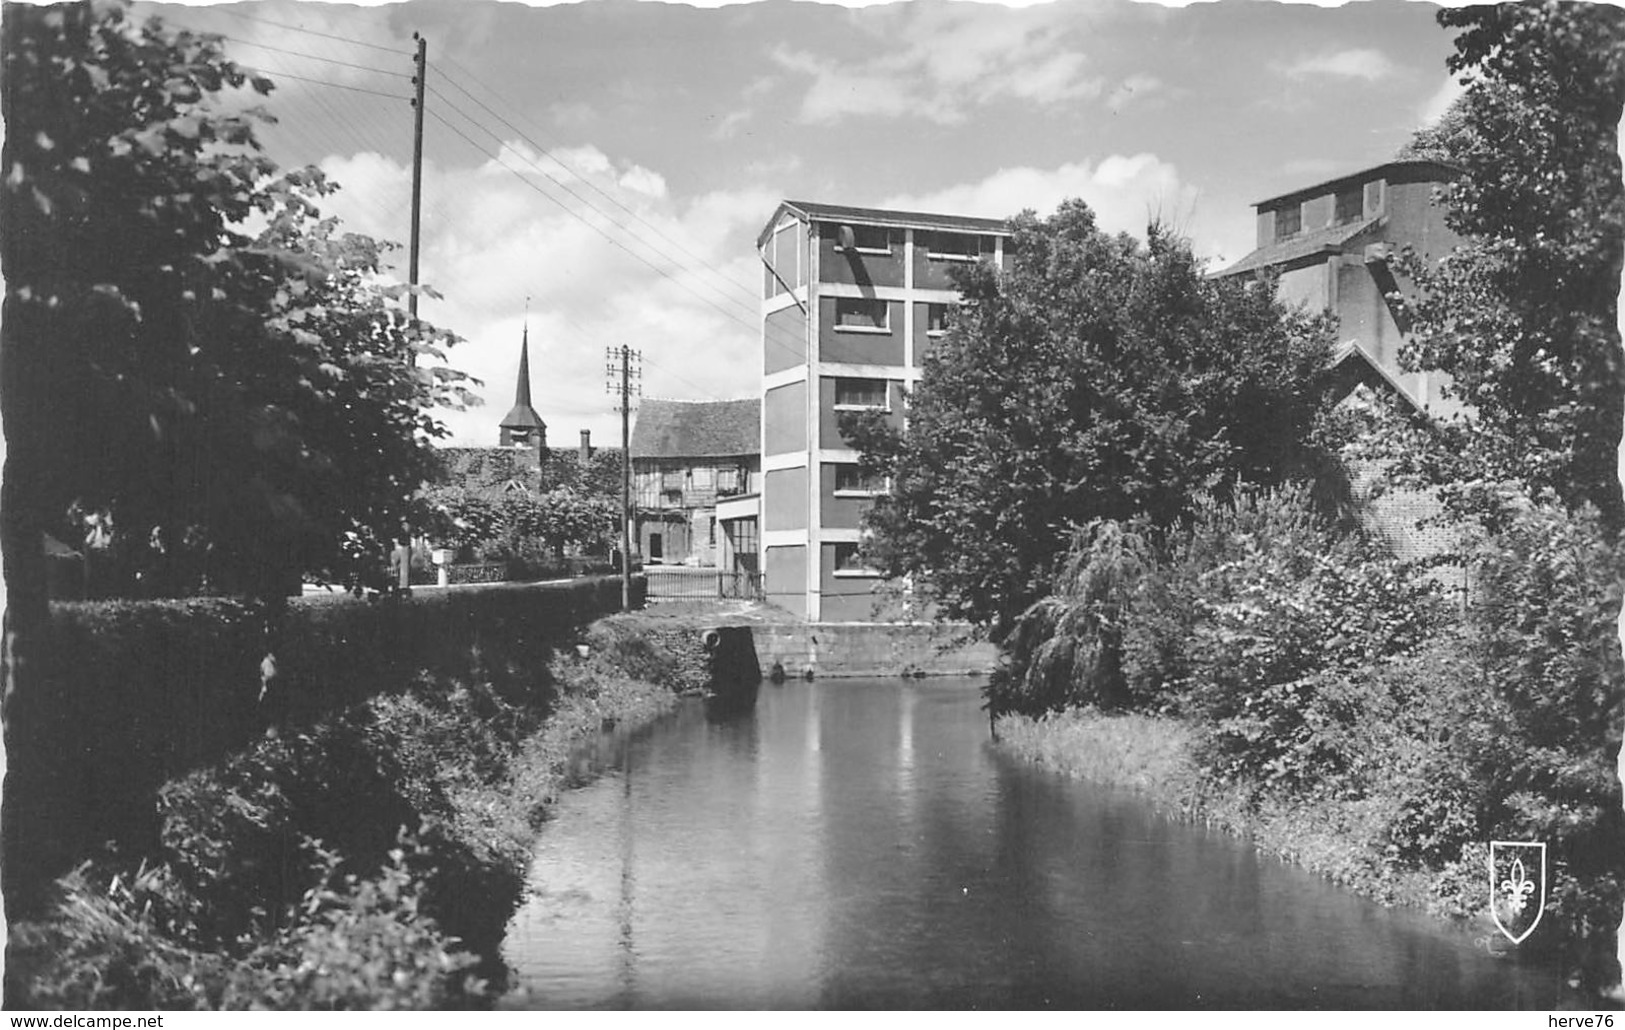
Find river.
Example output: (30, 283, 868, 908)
(501, 676, 1571, 1009)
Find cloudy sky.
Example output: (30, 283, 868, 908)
(137, 0, 1467, 447)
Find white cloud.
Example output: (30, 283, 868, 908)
(773, 5, 1100, 125)
(1284, 48, 1398, 83)
(880, 154, 1198, 241)
(308, 144, 771, 447)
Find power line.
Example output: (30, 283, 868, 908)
(214, 8, 411, 55)
(428, 60, 761, 305)
(222, 35, 412, 79)
(423, 56, 808, 366)
(242, 65, 410, 101)
(428, 57, 769, 316)
(425, 106, 802, 366)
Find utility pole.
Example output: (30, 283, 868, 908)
(407, 33, 427, 328)
(607, 346, 641, 611)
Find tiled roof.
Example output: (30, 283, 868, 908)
(1212, 217, 1381, 278)
(630, 398, 759, 459)
(759, 200, 1010, 246)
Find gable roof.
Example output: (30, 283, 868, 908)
(630, 398, 760, 460)
(758, 200, 1011, 248)
(1212, 216, 1381, 278)
(1327, 342, 1429, 415)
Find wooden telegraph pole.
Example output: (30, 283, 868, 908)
(407, 34, 426, 326)
(607, 346, 641, 610)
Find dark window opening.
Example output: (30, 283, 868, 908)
(834, 297, 890, 331)
(1274, 204, 1302, 241)
(927, 232, 993, 260)
(835, 465, 885, 493)
(1334, 187, 1363, 226)
(834, 378, 888, 408)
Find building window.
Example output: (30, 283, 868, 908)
(832, 541, 878, 576)
(1334, 187, 1363, 226)
(834, 464, 886, 495)
(834, 297, 890, 332)
(926, 302, 956, 336)
(1364, 179, 1384, 219)
(926, 232, 992, 261)
(833, 378, 888, 409)
(838, 224, 892, 254)
(1274, 204, 1302, 241)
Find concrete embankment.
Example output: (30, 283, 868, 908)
(750, 621, 996, 679)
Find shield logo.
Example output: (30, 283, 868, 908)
(1488, 841, 1547, 945)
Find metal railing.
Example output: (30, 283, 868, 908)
(644, 565, 764, 602)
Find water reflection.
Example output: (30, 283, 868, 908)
(503, 679, 1570, 1009)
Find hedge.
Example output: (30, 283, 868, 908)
(3, 575, 644, 914)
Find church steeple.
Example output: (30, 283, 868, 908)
(499, 319, 547, 459)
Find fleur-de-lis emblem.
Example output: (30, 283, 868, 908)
(1489, 841, 1547, 945)
(1500, 856, 1536, 914)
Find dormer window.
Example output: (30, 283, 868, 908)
(1334, 186, 1363, 226)
(1274, 204, 1302, 241)
(1364, 179, 1384, 218)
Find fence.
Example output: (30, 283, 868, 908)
(644, 565, 764, 602)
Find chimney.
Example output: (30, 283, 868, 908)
(579, 429, 591, 464)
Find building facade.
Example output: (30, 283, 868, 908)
(1215, 158, 1467, 564)
(1214, 159, 1464, 414)
(757, 200, 1012, 621)
(629, 398, 760, 571)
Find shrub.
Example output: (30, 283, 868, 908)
(1122, 485, 1339, 711)
(988, 519, 1152, 716)
(1456, 502, 1624, 978)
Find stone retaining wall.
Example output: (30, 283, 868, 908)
(750, 622, 996, 679)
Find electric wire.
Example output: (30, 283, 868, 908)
(428, 59, 764, 306)
(239, 65, 410, 101)
(425, 55, 810, 367)
(213, 7, 412, 55)
(222, 35, 412, 78)
(219, 30, 799, 368)
(201, 21, 803, 389)
(425, 105, 803, 367)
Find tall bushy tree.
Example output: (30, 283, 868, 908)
(1384, 1, 1625, 529)
(1, 1, 473, 601)
(844, 202, 1342, 637)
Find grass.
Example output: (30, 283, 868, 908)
(7, 611, 698, 1010)
(995, 707, 1487, 923)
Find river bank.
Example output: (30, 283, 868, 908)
(7, 608, 700, 1010)
(994, 706, 1613, 998)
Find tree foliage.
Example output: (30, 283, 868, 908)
(419, 486, 616, 563)
(844, 202, 1344, 637)
(1, 0, 473, 600)
(1381, 0, 1625, 530)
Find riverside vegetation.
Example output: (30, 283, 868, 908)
(990, 487, 1623, 993)
(6, 606, 705, 1010)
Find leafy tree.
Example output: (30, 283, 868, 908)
(419, 485, 615, 566)
(1, 0, 473, 604)
(843, 202, 1343, 637)
(1381, 0, 1625, 530)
